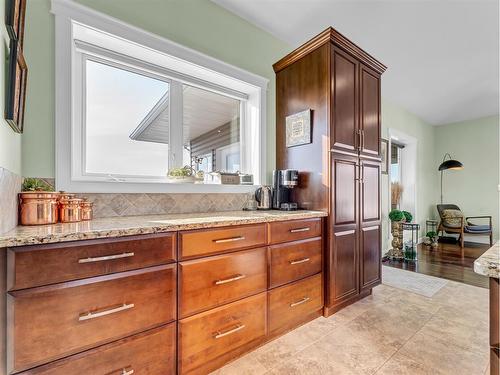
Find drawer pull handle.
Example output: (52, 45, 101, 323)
(215, 274, 246, 285)
(120, 368, 134, 375)
(290, 297, 310, 307)
(78, 252, 135, 263)
(213, 236, 245, 243)
(290, 227, 310, 233)
(78, 303, 134, 321)
(290, 257, 310, 265)
(214, 324, 246, 339)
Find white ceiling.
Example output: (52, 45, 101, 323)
(212, 0, 499, 125)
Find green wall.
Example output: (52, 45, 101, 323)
(21, 0, 291, 179)
(0, 0, 22, 175)
(381, 100, 438, 252)
(435, 115, 500, 242)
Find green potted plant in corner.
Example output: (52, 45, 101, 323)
(426, 231, 439, 248)
(388, 209, 405, 259)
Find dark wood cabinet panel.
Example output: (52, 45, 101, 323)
(19, 324, 176, 375)
(7, 233, 176, 291)
(329, 229, 359, 305)
(360, 225, 381, 291)
(275, 44, 330, 211)
(361, 160, 381, 223)
(178, 248, 267, 318)
(8, 264, 176, 373)
(331, 47, 359, 153)
(360, 65, 381, 157)
(332, 155, 358, 226)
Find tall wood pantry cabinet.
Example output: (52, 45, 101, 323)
(273, 27, 387, 315)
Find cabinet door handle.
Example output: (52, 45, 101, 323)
(213, 236, 245, 243)
(290, 297, 310, 307)
(214, 324, 245, 339)
(290, 257, 310, 265)
(290, 227, 310, 233)
(362, 130, 365, 151)
(78, 303, 134, 321)
(215, 274, 246, 285)
(78, 252, 135, 263)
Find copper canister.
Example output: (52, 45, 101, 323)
(80, 200, 93, 221)
(19, 192, 60, 225)
(58, 192, 76, 201)
(59, 198, 83, 223)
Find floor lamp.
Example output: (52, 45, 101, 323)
(438, 153, 464, 204)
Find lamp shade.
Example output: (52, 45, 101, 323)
(438, 159, 463, 171)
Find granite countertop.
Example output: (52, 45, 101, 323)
(474, 241, 500, 278)
(0, 210, 327, 248)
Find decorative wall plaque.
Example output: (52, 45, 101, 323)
(285, 109, 311, 148)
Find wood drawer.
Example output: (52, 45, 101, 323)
(269, 273, 323, 333)
(179, 292, 267, 374)
(8, 264, 176, 373)
(268, 218, 322, 244)
(7, 233, 176, 290)
(179, 247, 267, 318)
(19, 324, 176, 375)
(179, 224, 266, 259)
(269, 237, 322, 288)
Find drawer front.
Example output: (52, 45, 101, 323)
(8, 264, 176, 373)
(268, 218, 322, 244)
(269, 238, 322, 288)
(179, 292, 267, 374)
(20, 324, 176, 375)
(179, 247, 267, 318)
(179, 224, 266, 259)
(269, 273, 323, 333)
(8, 233, 176, 290)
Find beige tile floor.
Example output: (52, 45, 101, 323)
(211, 278, 491, 375)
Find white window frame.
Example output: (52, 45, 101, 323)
(52, 0, 268, 193)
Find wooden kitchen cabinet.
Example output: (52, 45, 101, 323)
(274, 27, 386, 315)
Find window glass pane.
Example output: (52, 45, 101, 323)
(182, 84, 241, 174)
(85, 60, 170, 177)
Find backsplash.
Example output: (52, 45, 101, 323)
(0, 168, 22, 233)
(25, 178, 252, 219)
(76, 193, 250, 218)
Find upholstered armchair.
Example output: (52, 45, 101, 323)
(437, 204, 493, 248)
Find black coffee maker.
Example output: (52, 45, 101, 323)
(272, 169, 299, 210)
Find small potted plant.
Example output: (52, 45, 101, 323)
(166, 166, 201, 184)
(19, 178, 59, 225)
(388, 209, 405, 259)
(426, 231, 439, 248)
(402, 210, 413, 223)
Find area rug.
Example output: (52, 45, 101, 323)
(382, 265, 448, 297)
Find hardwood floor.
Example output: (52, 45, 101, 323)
(383, 241, 490, 288)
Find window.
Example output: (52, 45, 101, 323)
(53, 0, 268, 193)
(85, 60, 170, 178)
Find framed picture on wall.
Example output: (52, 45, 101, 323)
(381, 139, 389, 174)
(5, 39, 28, 134)
(6, 0, 27, 48)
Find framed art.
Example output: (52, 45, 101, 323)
(6, 0, 27, 48)
(5, 39, 28, 133)
(285, 109, 312, 147)
(381, 138, 389, 174)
